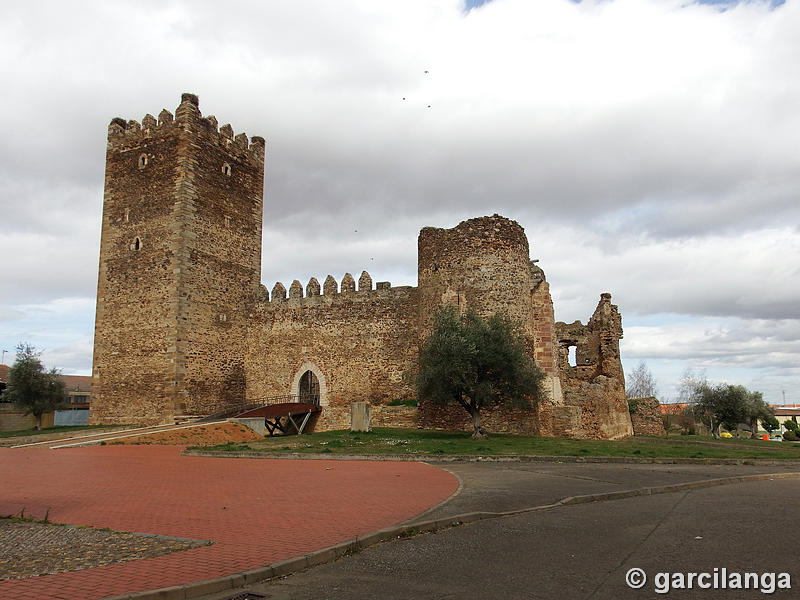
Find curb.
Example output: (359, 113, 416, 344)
(182, 449, 800, 466)
(100, 471, 800, 600)
(1, 426, 134, 448)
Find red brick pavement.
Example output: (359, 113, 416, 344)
(0, 446, 458, 600)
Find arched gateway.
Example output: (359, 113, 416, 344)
(298, 370, 320, 405)
(290, 362, 328, 407)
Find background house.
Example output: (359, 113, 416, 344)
(0, 366, 92, 431)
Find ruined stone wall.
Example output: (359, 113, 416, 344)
(245, 277, 420, 431)
(629, 397, 667, 436)
(90, 94, 264, 425)
(416, 215, 563, 436)
(554, 294, 633, 440)
(529, 267, 564, 436)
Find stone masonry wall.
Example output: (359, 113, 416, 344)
(174, 96, 264, 416)
(245, 277, 420, 431)
(629, 397, 667, 436)
(417, 215, 535, 331)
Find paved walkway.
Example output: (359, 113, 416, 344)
(0, 446, 458, 600)
(408, 460, 800, 522)
(236, 476, 800, 600)
(193, 460, 800, 600)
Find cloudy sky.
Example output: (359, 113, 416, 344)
(1, 0, 798, 404)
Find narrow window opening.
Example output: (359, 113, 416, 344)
(224, 215, 231, 227)
(222, 162, 232, 176)
(568, 346, 577, 367)
(131, 237, 141, 251)
(138, 154, 148, 169)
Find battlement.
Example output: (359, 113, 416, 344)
(257, 271, 403, 307)
(106, 93, 265, 164)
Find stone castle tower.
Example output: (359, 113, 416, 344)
(89, 94, 265, 425)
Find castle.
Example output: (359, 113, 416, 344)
(89, 94, 633, 440)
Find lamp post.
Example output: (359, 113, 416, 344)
(1, 349, 7, 366)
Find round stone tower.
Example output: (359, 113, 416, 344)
(417, 214, 535, 333)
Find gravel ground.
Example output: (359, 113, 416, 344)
(0, 519, 207, 579)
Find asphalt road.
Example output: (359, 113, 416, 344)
(197, 461, 800, 600)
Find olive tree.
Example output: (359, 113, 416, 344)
(684, 375, 771, 439)
(4, 344, 67, 430)
(417, 306, 544, 439)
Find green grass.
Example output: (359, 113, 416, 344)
(196, 427, 800, 460)
(0, 424, 126, 439)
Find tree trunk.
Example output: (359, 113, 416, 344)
(469, 405, 486, 439)
(34, 413, 42, 431)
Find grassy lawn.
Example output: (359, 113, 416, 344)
(199, 427, 800, 460)
(0, 424, 126, 439)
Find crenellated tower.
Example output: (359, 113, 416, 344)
(90, 93, 265, 425)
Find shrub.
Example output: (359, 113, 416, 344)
(387, 398, 418, 407)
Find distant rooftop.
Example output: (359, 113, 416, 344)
(0, 365, 90, 391)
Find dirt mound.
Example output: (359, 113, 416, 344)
(112, 422, 262, 446)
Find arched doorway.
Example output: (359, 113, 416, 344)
(298, 370, 320, 406)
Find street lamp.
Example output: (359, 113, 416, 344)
(1, 349, 7, 366)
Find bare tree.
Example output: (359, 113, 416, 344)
(626, 361, 658, 399)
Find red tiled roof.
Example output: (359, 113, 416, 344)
(660, 403, 686, 415)
(60, 374, 92, 392)
(0, 366, 90, 391)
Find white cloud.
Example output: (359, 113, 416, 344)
(0, 0, 798, 398)
(537, 226, 800, 322)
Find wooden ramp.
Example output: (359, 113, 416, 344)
(235, 403, 320, 436)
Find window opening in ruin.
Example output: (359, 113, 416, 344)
(568, 346, 577, 367)
(138, 154, 148, 169)
(299, 370, 320, 406)
(222, 162, 231, 176)
(132, 237, 141, 251)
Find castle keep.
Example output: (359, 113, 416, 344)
(90, 94, 633, 439)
